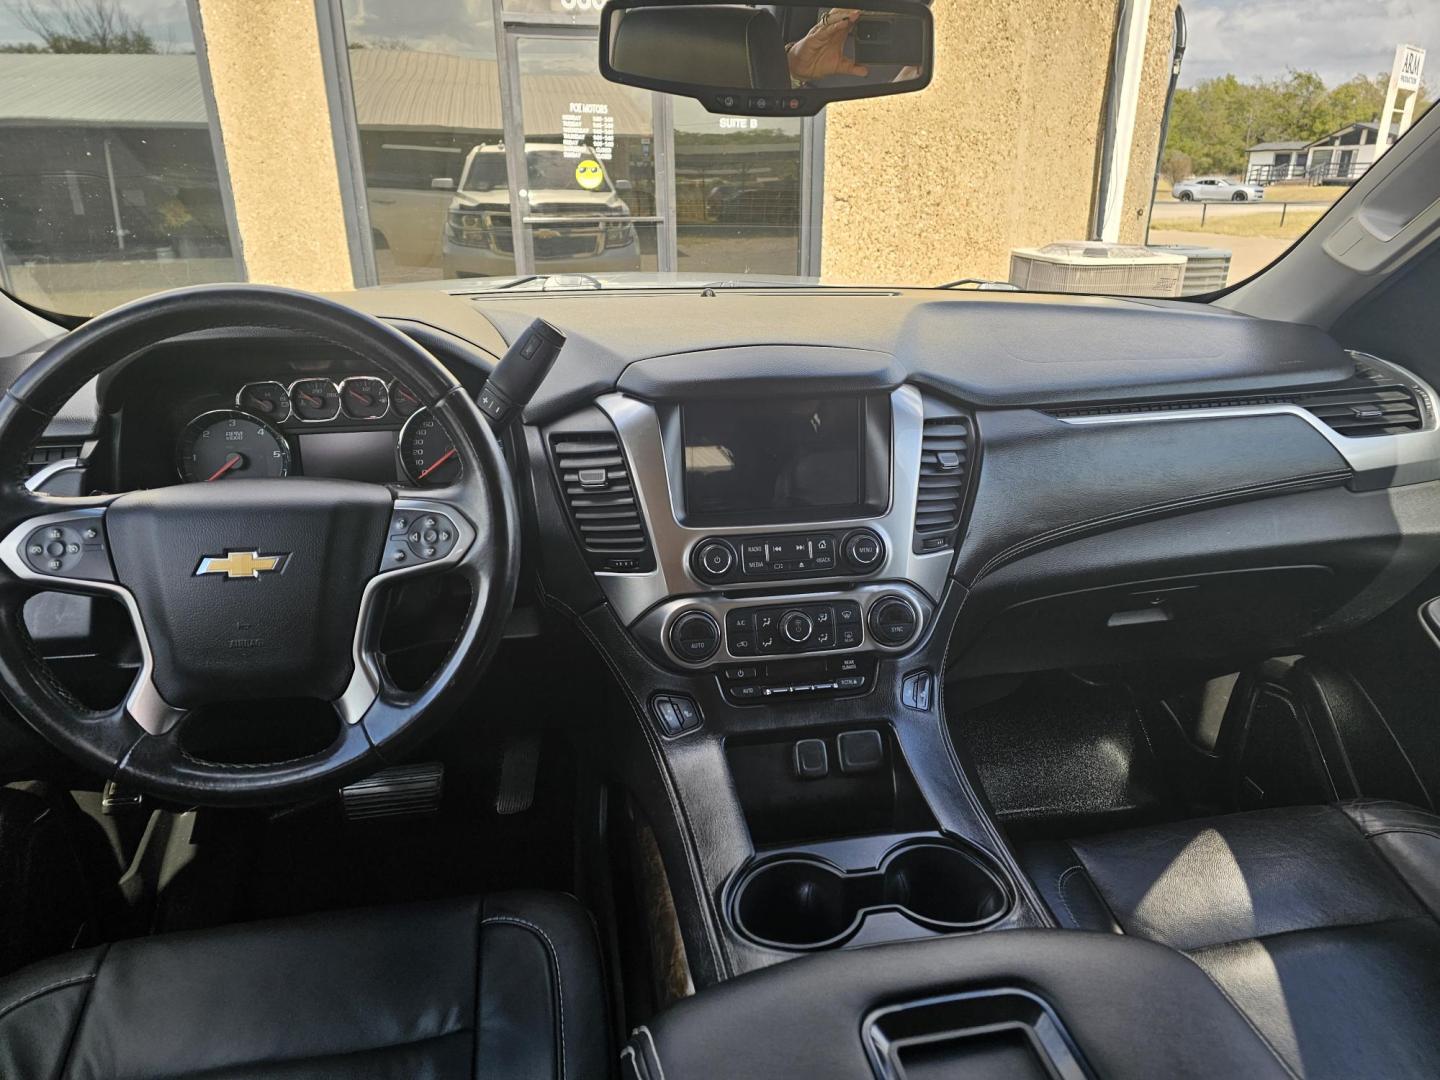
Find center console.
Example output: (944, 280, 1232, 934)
(534, 361, 1053, 988)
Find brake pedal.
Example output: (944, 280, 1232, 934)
(341, 763, 443, 822)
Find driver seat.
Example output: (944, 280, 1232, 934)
(0, 891, 610, 1079)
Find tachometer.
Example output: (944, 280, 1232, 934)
(177, 410, 292, 483)
(399, 408, 460, 486)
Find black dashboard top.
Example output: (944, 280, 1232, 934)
(468, 289, 1354, 421)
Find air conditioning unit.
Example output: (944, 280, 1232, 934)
(1148, 244, 1233, 296)
(1008, 242, 1186, 298)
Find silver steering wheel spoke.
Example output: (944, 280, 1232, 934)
(0, 501, 187, 736)
(334, 495, 479, 725)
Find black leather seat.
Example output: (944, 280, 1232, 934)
(1021, 800, 1440, 1080)
(0, 891, 610, 1079)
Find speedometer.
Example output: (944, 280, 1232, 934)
(399, 408, 460, 486)
(176, 410, 292, 483)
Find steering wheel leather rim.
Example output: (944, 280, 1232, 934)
(0, 284, 520, 806)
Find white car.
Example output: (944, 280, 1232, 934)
(1173, 176, 1266, 202)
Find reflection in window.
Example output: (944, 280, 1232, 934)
(673, 98, 802, 277)
(0, 0, 239, 315)
(342, 0, 506, 284)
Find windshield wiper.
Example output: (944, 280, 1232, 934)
(934, 278, 1021, 291)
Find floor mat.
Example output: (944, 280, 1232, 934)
(955, 674, 1176, 839)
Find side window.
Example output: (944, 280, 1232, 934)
(0, 0, 240, 315)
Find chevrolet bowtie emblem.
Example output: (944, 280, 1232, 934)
(195, 551, 287, 579)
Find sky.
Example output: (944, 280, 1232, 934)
(0, 0, 196, 51)
(1179, 0, 1438, 87)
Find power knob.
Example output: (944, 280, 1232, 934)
(692, 539, 736, 581)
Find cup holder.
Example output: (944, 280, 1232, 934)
(729, 838, 1012, 951)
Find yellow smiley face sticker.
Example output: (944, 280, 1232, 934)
(574, 158, 604, 191)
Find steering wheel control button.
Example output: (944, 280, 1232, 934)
(692, 539, 737, 581)
(651, 693, 703, 737)
(842, 529, 885, 571)
(669, 610, 721, 663)
(379, 505, 465, 574)
(23, 517, 113, 582)
(869, 595, 921, 647)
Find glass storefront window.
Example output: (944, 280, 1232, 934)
(673, 98, 802, 277)
(341, 0, 806, 283)
(342, 0, 507, 285)
(0, 0, 239, 315)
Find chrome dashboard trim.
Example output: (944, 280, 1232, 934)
(595, 385, 955, 626)
(1056, 353, 1440, 488)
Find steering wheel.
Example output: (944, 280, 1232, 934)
(0, 285, 519, 806)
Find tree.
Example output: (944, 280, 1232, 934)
(1160, 148, 1192, 182)
(1164, 68, 1433, 179)
(6, 0, 155, 54)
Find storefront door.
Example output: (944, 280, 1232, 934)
(497, 22, 672, 276)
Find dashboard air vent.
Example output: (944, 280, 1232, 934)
(550, 431, 655, 573)
(25, 443, 83, 481)
(913, 415, 971, 554)
(1299, 364, 1423, 437)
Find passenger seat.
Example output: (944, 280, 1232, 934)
(1020, 801, 1440, 1079)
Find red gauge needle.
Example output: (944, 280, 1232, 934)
(348, 388, 371, 404)
(416, 448, 457, 481)
(206, 453, 244, 482)
(299, 390, 323, 407)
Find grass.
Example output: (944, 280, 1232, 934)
(1159, 209, 1327, 239)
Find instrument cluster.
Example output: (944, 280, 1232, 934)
(174, 377, 458, 488)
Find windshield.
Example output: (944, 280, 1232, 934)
(0, 0, 1433, 315)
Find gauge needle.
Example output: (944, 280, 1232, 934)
(206, 453, 244, 482)
(416, 448, 457, 481)
(348, 388, 371, 404)
(299, 390, 323, 407)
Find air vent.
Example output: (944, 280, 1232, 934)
(550, 431, 655, 573)
(24, 443, 83, 481)
(913, 415, 971, 554)
(1299, 383, 1423, 438)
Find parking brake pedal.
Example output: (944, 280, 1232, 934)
(341, 763, 443, 822)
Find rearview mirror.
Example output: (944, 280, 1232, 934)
(599, 0, 933, 117)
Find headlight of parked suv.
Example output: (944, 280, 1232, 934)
(604, 220, 635, 247)
(447, 210, 493, 247)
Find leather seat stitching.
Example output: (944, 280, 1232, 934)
(1054, 865, 1087, 926)
(1186, 912, 1434, 954)
(0, 973, 93, 1023)
(1178, 952, 1303, 1080)
(1357, 826, 1440, 840)
(482, 915, 567, 1080)
(634, 1024, 666, 1080)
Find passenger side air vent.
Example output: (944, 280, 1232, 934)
(549, 430, 655, 573)
(1299, 363, 1424, 438)
(25, 443, 83, 481)
(913, 414, 972, 554)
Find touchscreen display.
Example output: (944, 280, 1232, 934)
(683, 397, 863, 518)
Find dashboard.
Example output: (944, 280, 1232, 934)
(18, 285, 1440, 698)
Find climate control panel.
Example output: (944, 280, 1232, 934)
(689, 528, 885, 584)
(637, 583, 929, 670)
